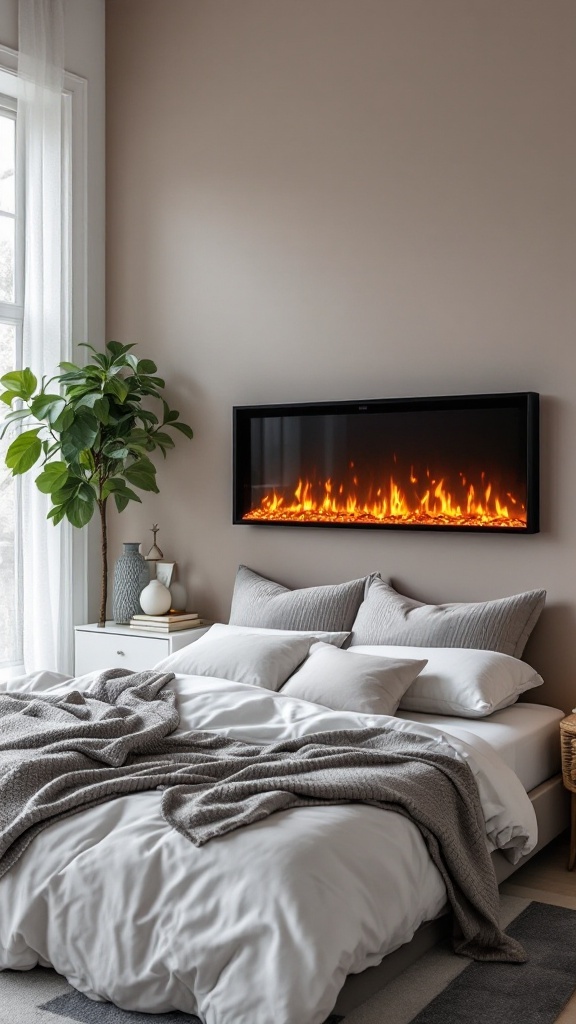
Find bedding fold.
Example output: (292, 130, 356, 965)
(0, 668, 525, 964)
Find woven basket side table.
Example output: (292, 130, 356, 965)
(560, 713, 576, 871)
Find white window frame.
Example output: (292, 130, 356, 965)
(0, 45, 89, 672)
(0, 91, 24, 673)
(0, 92, 23, 326)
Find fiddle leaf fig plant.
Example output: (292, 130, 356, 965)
(0, 341, 193, 628)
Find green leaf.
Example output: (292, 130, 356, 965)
(123, 457, 159, 493)
(52, 406, 75, 432)
(118, 484, 141, 504)
(35, 462, 70, 494)
(101, 478, 141, 506)
(106, 341, 136, 358)
(65, 493, 96, 528)
(73, 393, 110, 424)
(124, 428, 153, 454)
(79, 449, 96, 472)
(105, 446, 130, 459)
(77, 481, 97, 504)
(50, 474, 86, 503)
(30, 394, 66, 423)
(0, 409, 31, 439)
(136, 359, 157, 375)
(0, 390, 19, 407)
(43, 440, 61, 459)
(112, 486, 142, 511)
(102, 477, 128, 496)
(125, 353, 139, 372)
(137, 409, 159, 426)
(58, 371, 89, 386)
(47, 504, 67, 525)
(73, 391, 104, 409)
(170, 421, 194, 439)
(5, 429, 42, 473)
(58, 361, 82, 373)
(60, 409, 99, 462)
(3, 407, 30, 423)
(0, 369, 38, 401)
(91, 352, 111, 369)
(105, 376, 129, 403)
(152, 431, 175, 449)
(92, 397, 110, 423)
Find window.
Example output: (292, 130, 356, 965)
(0, 46, 90, 677)
(0, 94, 23, 675)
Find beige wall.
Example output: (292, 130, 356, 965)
(106, 0, 576, 712)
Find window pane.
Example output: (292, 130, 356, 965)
(0, 318, 14, 374)
(0, 214, 14, 302)
(0, 114, 15, 215)
(0, 322, 21, 671)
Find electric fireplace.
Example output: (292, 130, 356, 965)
(233, 392, 539, 533)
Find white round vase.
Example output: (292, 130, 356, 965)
(139, 579, 172, 615)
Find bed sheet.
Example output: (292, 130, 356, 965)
(0, 671, 538, 1024)
(397, 702, 564, 792)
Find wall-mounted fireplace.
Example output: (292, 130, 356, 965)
(233, 392, 539, 533)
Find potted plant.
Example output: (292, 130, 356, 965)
(0, 341, 193, 627)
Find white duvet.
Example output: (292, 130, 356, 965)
(0, 670, 537, 1024)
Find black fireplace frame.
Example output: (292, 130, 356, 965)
(233, 392, 540, 534)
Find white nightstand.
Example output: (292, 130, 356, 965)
(74, 621, 212, 675)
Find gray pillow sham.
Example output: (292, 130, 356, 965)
(154, 633, 313, 691)
(349, 578, 546, 658)
(229, 565, 376, 632)
(280, 642, 427, 716)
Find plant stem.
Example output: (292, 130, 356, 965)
(98, 496, 108, 628)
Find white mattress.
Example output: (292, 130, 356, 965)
(397, 702, 564, 793)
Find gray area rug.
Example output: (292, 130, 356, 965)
(407, 901, 576, 1023)
(0, 900, 573, 1024)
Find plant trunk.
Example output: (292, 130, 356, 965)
(98, 497, 108, 628)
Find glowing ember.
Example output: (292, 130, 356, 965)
(243, 471, 527, 528)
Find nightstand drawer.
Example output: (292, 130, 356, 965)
(74, 623, 212, 676)
(75, 630, 170, 674)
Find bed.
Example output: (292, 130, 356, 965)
(0, 569, 569, 1024)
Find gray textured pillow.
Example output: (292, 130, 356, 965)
(280, 642, 427, 716)
(154, 633, 312, 691)
(229, 565, 376, 632)
(349, 578, 546, 658)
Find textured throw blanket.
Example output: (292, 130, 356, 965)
(0, 669, 525, 963)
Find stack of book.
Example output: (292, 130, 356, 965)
(129, 612, 207, 632)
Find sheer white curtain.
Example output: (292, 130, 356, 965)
(17, 0, 74, 673)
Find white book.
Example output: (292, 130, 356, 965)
(131, 612, 199, 624)
(130, 618, 208, 632)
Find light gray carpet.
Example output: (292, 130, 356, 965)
(0, 897, 574, 1024)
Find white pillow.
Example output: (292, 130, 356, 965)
(349, 645, 543, 718)
(154, 633, 312, 691)
(206, 621, 351, 647)
(280, 642, 427, 716)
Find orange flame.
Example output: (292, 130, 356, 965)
(243, 471, 527, 528)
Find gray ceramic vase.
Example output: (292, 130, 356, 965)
(112, 542, 150, 624)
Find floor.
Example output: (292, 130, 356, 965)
(500, 831, 576, 1021)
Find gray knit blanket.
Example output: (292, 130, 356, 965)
(0, 669, 526, 963)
